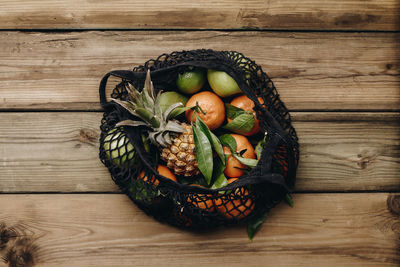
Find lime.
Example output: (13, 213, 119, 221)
(176, 68, 206, 94)
(159, 91, 188, 113)
(207, 69, 242, 97)
(103, 128, 137, 167)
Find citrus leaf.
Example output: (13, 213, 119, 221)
(223, 113, 254, 134)
(211, 157, 228, 189)
(211, 173, 228, 189)
(255, 136, 267, 160)
(247, 211, 268, 241)
(196, 116, 225, 165)
(233, 154, 259, 168)
(193, 124, 213, 185)
(225, 103, 246, 119)
(210, 132, 226, 165)
(285, 194, 294, 207)
(167, 106, 191, 120)
(219, 134, 237, 152)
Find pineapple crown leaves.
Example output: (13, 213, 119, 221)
(112, 70, 187, 148)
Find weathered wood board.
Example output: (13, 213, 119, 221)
(0, 193, 398, 267)
(1, 1, 399, 266)
(0, 31, 399, 111)
(0, 112, 398, 193)
(0, 0, 398, 30)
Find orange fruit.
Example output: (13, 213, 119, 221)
(214, 178, 255, 220)
(138, 165, 177, 186)
(223, 134, 256, 178)
(185, 91, 225, 130)
(186, 184, 215, 212)
(229, 95, 264, 136)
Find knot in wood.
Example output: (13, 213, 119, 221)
(0, 224, 17, 250)
(387, 194, 400, 216)
(78, 128, 98, 145)
(4, 238, 37, 267)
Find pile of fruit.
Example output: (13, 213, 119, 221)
(101, 63, 293, 239)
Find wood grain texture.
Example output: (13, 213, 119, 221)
(0, 193, 398, 267)
(0, 112, 399, 193)
(0, 0, 399, 30)
(1, 31, 399, 111)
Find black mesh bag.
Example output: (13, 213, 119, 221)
(98, 49, 299, 230)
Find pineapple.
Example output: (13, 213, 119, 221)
(112, 70, 200, 177)
(161, 123, 198, 176)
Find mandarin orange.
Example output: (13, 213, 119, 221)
(229, 95, 264, 136)
(185, 91, 225, 130)
(138, 165, 177, 186)
(223, 134, 256, 178)
(214, 178, 255, 220)
(186, 184, 215, 212)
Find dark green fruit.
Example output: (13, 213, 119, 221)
(176, 67, 206, 94)
(103, 127, 138, 168)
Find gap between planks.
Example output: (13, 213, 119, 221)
(0, 0, 399, 31)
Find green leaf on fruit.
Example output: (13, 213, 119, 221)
(247, 211, 268, 241)
(219, 134, 237, 152)
(193, 124, 213, 186)
(196, 116, 225, 165)
(255, 136, 267, 160)
(285, 194, 294, 207)
(225, 103, 246, 119)
(211, 157, 228, 189)
(233, 154, 259, 168)
(223, 113, 254, 135)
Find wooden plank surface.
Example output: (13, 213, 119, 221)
(0, 0, 398, 31)
(1, 31, 399, 111)
(0, 193, 398, 267)
(1, 112, 399, 193)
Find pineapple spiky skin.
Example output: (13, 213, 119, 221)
(161, 123, 200, 177)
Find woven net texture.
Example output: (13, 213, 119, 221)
(98, 49, 299, 230)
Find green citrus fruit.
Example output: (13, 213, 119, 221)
(176, 68, 206, 94)
(103, 127, 137, 167)
(207, 69, 242, 97)
(159, 91, 188, 113)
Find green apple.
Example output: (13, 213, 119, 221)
(159, 91, 188, 113)
(207, 69, 242, 97)
(176, 68, 206, 94)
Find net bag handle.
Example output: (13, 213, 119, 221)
(99, 70, 146, 109)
